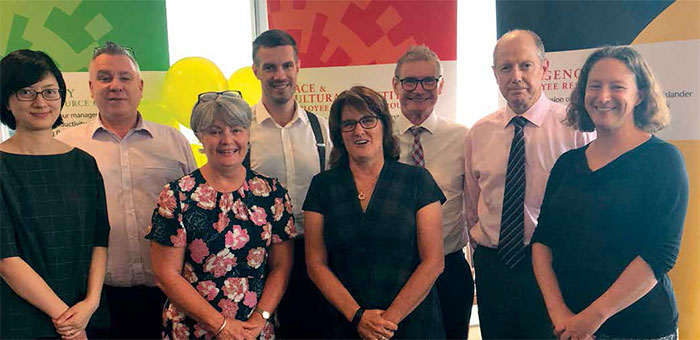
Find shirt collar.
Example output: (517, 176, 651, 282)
(396, 110, 438, 135)
(91, 112, 153, 138)
(253, 101, 307, 127)
(502, 92, 549, 128)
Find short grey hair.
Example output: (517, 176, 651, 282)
(190, 95, 252, 134)
(92, 41, 141, 73)
(493, 29, 546, 66)
(394, 45, 442, 78)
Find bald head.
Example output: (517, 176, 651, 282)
(492, 29, 548, 114)
(493, 30, 545, 67)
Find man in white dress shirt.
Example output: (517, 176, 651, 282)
(393, 45, 474, 339)
(248, 29, 331, 339)
(464, 29, 595, 339)
(58, 41, 197, 339)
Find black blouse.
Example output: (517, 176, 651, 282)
(532, 136, 688, 338)
(1, 149, 110, 339)
(304, 160, 446, 339)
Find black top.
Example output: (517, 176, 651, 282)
(303, 161, 446, 339)
(532, 136, 688, 338)
(0, 148, 110, 339)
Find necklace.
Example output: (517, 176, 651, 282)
(356, 176, 379, 201)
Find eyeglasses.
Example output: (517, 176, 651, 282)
(15, 88, 62, 101)
(397, 76, 442, 91)
(341, 115, 379, 132)
(197, 90, 243, 104)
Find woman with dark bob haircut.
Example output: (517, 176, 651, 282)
(303, 86, 446, 339)
(0, 50, 109, 339)
(532, 46, 688, 340)
(1, 50, 67, 130)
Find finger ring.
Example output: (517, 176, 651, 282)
(70, 330, 74, 335)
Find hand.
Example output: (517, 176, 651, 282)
(357, 309, 398, 340)
(550, 306, 575, 338)
(559, 309, 604, 340)
(216, 317, 249, 340)
(55, 328, 87, 340)
(74, 330, 88, 340)
(53, 300, 97, 339)
(242, 312, 266, 339)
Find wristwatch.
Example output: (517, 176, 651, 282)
(255, 308, 271, 320)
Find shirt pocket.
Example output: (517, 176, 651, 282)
(144, 162, 187, 199)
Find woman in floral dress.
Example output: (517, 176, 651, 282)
(147, 91, 296, 340)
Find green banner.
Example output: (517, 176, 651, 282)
(1, 0, 169, 71)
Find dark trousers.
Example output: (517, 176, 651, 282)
(104, 285, 167, 339)
(436, 249, 475, 339)
(473, 245, 552, 339)
(276, 237, 330, 339)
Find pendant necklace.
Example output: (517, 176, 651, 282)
(356, 176, 379, 201)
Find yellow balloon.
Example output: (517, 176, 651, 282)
(228, 66, 262, 106)
(138, 100, 180, 130)
(163, 57, 227, 127)
(190, 144, 208, 167)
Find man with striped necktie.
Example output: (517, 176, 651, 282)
(464, 30, 595, 339)
(393, 45, 474, 339)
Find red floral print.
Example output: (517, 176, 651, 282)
(250, 206, 268, 226)
(183, 262, 198, 283)
(171, 322, 190, 340)
(212, 212, 230, 233)
(219, 192, 233, 214)
(192, 184, 217, 210)
(243, 291, 257, 308)
(188, 238, 209, 264)
(246, 247, 265, 269)
(179, 175, 196, 192)
(158, 189, 177, 219)
(217, 298, 239, 318)
(272, 197, 284, 222)
(196, 280, 219, 301)
(224, 225, 250, 250)
(222, 277, 247, 302)
(249, 177, 271, 197)
(233, 199, 249, 221)
(203, 248, 237, 278)
(170, 229, 186, 247)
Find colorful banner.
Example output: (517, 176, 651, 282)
(267, 0, 457, 120)
(497, 1, 700, 337)
(1, 0, 170, 135)
(1, 0, 169, 70)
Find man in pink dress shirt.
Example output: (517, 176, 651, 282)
(58, 41, 197, 339)
(464, 30, 595, 339)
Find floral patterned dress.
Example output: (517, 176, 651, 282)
(146, 168, 297, 340)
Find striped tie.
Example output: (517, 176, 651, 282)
(409, 126, 426, 167)
(498, 116, 528, 268)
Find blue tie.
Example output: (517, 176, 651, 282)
(498, 116, 528, 268)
